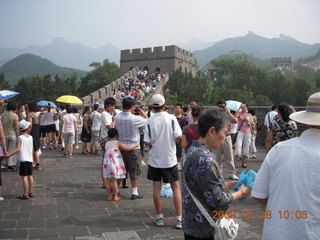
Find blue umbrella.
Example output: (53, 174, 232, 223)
(226, 100, 242, 112)
(37, 100, 57, 108)
(0, 90, 20, 100)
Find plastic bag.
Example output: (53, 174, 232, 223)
(233, 169, 257, 202)
(160, 183, 173, 198)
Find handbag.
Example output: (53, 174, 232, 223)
(185, 183, 239, 240)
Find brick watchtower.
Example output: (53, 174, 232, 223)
(120, 45, 196, 76)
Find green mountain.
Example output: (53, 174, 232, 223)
(0, 53, 87, 85)
(194, 32, 320, 66)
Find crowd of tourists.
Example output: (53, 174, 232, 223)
(112, 69, 163, 106)
(0, 89, 319, 240)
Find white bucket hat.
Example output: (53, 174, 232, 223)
(290, 92, 320, 126)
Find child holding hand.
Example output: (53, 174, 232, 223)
(103, 128, 139, 201)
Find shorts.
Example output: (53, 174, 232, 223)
(120, 149, 141, 180)
(45, 124, 56, 133)
(64, 132, 75, 145)
(40, 126, 46, 138)
(176, 143, 182, 158)
(19, 162, 33, 176)
(147, 165, 179, 183)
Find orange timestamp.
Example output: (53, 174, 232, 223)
(212, 210, 308, 220)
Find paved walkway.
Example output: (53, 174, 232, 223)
(0, 146, 266, 240)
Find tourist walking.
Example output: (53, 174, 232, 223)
(181, 105, 201, 149)
(81, 106, 92, 154)
(44, 103, 56, 150)
(100, 97, 117, 187)
(114, 97, 148, 199)
(103, 128, 139, 201)
(213, 101, 239, 180)
(144, 94, 183, 229)
(0, 116, 8, 201)
(6, 120, 34, 200)
(234, 103, 254, 168)
(26, 102, 41, 169)
(252, 92, 320, 240)
(1, 101, 19, 170)
(61, 106, 77, 158)
(248, 108, 258, 159)
(265, 103, 298, 153)
(90, 104, 101, 155)
(183, 107, 251, 239)
(173, 103, 187, 171)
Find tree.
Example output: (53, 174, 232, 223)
(78, 59, 121, 97)
(0, 73, 10, 89)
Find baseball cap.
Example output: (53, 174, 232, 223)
(151, 94, 165, 107)
(19, 120, 31, 131)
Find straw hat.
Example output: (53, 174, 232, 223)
(290, 92, 320, 126)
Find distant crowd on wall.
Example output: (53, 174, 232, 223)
(112, 69, 164, 106)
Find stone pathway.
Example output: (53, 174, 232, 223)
(0, 147, 266, 239)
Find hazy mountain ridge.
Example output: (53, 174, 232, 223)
(0, 37, 120, 71)
(0, 53, 87, 85)
(176, 39, 216, 52)
(194, 32, 320, 66)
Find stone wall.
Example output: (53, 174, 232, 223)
(120, 45, 196, 76)
(82, 67, 140, 105)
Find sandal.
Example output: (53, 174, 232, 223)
(242, 162, 247, 168)
(29, 193, 35, 198)
(113, 196, 122, 201)
(17, 194, 29, 200)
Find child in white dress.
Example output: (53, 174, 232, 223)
(103, 128, 139, 201)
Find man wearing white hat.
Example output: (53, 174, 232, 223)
(252, 92, 320, 240)
(144, 94, 183, 229)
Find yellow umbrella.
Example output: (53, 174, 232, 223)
(56, 95, 83, 104)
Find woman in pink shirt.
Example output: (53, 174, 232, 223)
(234, 104, 254, 168)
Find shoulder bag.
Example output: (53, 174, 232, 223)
(185, 183, 239, 240)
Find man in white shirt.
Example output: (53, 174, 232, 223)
(252, 92, 320, 240)
(264, 104, 277, 130)
(90, 104, 101, 155)
(100, 98, 116, 140)
(144, 94, 183, 229)
(99, 98, 116, 188)
(114, 97, 148, 199)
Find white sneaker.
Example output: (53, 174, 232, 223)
(0, 196, 4, 201)
(176, 220, 182, 229)
(154, 217, 164, 227)
(141, 160, 146, 166)
(229, 174, 239, 180)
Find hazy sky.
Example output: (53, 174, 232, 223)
(1, 0, 320, 49)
